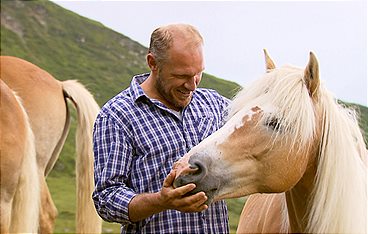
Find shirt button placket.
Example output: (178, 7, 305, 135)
(183, 127, 193, 150)
(201, 213, 208, 234)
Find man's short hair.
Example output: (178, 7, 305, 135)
(148, 24, 204, 65)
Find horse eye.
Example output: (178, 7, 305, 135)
(265, 117, 282, 131)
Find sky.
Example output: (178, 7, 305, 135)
(52, 0, 367, 106)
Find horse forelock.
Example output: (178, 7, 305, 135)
(228, 65, 317, 152)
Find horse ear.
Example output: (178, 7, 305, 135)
(304, 52, 320, 100)
(263, 49, 276, 71)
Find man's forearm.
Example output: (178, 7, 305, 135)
(128, 192, 165, 222)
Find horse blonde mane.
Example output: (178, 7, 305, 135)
(229, 65, 367, 233)
(307, 87, 367, 234)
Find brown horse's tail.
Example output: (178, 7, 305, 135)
(61, 80, 102, 233)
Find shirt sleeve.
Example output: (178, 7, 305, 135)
(92, 112, 137, 224)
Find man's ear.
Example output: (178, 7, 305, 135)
(147, 53, 158, 71)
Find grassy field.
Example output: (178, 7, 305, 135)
(47, 174, 246, 233)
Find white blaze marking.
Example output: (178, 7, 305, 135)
(188, 106, 266, 155)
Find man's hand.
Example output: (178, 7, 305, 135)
(158, 170, 208, 212)
(128, 170, 208, 222)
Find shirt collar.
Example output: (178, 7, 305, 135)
(129, 73, 196, 117)
(130, 73, 150, 102)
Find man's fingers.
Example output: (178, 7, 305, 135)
(161, 172, 209, 213)
(181, 192, 209, 212)
(173, 183, 196, 196)
(190, 192, 207, 205)
(163, 170, 176, 187)
(195, 203, 208, 211)
(178, 191, 207, 206)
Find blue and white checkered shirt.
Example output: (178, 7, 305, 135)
(93, 73, 230, 233)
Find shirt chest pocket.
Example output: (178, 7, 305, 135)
(193, 113, 219, 142)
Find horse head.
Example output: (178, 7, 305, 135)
(173, 50, 322, 204)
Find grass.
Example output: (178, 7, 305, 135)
(47, 175, 121, 233)
(46, 176, 77, 233)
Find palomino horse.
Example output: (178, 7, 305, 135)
(173, 51, 367, 233)
(0, 56, 102, 233)
(0, 80, 39, 233)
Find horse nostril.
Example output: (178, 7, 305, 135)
(189, 163, 201, 173)
(173, 158, 209, 190)
(188, 160, 207, 181)
(173, 160, 209, 194)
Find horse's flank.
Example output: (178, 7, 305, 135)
(0, 80, 40, 233)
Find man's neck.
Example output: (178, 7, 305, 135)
(140, 74, 182, 112)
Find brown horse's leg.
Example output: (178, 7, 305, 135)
(39, 179, 58, 234)
(0, 197, 12, 234)
(0, 162, 21, 234)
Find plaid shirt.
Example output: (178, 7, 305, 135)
(93, 73, 230, 233)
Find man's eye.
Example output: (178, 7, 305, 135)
(174, 75, 189, 80)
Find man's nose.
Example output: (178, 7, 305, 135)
(184, 75, 199, 91)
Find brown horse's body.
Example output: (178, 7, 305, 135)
(0, 56, 102, 233)
(1, 57, 68, 176)
(0, 80, 39, 233)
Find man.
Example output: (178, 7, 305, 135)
(93, 23, 230, 233)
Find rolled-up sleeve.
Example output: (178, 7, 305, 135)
(92, 112, 137, 224)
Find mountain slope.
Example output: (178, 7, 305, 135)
(1, 0, 240, 106)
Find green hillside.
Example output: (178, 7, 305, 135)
(340, 101, 368, 146)
(0, 0, 240, 105)
(1, 1, 366, 233)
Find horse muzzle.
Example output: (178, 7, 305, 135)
(173, 153, 221, 205)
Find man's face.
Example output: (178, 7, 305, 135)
(154, 44, 205, 111)
(155, 46, 204, 111)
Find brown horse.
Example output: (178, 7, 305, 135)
(0, 80, 39, 233)
(0, 56, 102, 233)
(173, 51, 367, 233)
